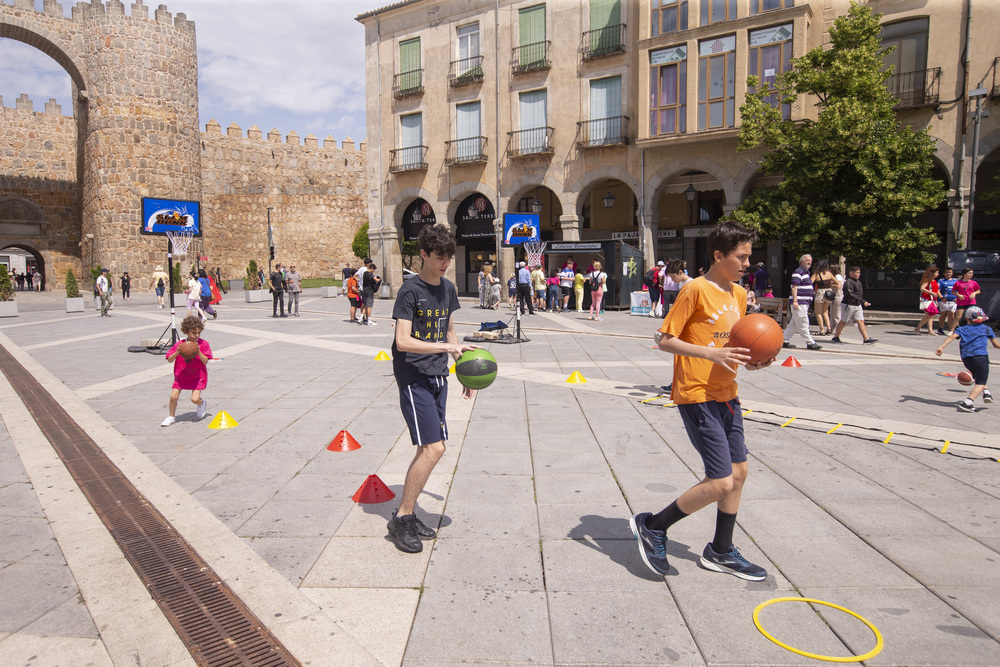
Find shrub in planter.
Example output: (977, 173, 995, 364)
(246, 259, 261, 290)
(65, 269, 81, 298)
(0, 265, 14, 302)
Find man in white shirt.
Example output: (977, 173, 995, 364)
(96, 268, 112, 317)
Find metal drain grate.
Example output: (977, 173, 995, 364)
(0, 345, 301, 667)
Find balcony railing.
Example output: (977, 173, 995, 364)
(449, 56, 485, 87)
(507, 127, 555, 158)
(886, 68, 940, 109)
(393, 69, 424, 99)
(582, 24, 626, 60)
(512, 41, 551, 74)
(445, 137, 488, 165)
(576, 116, 629, 150)
(389, 146, 428, 173)
(991, 57, 1000, 99)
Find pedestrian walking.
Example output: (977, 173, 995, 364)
(546, 269, 561, 312)
(120, 272, 131, 300)
(935, 306, 998, 412)
(160, 315, 212, 427)
(913, 265, 941, 335)
(387, 224, 477, 553)
(285, 264, 302, 316)
(811, 258, 839, 336)
(830, 266, 877, 344)
(631, 221, 773, 580)
(573, 266, 586, 312)
(198, 269, 217, 320)
(782, 254, 822, 350)
(96, 268, 112, 317)
(346, 270, 362, 323)
(215, 267, 228, 294)
(936, 266, 958, 335)
(516, 262, 534, 315)
(341, 263, 354, 296)
(362, 264, 381, 325)
(952, 268, 981, 334)
(270, 263, 286, 318)
(646, 261, 664, 317)
(185, 271, 204, 319)
(587, 262, 607, 321)
(150, 265, 169, 308)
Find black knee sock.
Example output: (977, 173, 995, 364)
(712, 510, 737, 553)
(647, 501, 688, 533)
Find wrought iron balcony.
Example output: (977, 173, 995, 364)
(389, 146, 428, 173)
(582, 24, 626, 61)
(393, 69, 424, 99)
(886, 68, 940, 109)
(449, 56, 485, 87)
(991, 57, 1000, 99)
(507, 127, 554, 158)
(576, 116, 629, 150)
(445, 137, 488, 166)
(512, 41, 551, 74)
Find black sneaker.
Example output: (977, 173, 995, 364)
(391, 510, 436, 539)
(387, 512, 423, 553)
(936, 328, 946, 336)
(782, 342, 794, 349)
(699, 542, 767, 581)
(863, 338, 877, 344)
(629, 512, 670, 575)
(806, 343, 823, 350)
(983, 391, 994, 404)
(957, 400, 978, 413)
(830, 337, 843, 343)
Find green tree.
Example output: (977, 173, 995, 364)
(65, 269, 81, 298)
(171, 263, 183, 292)
(0, 266, 13, 302)
(732, 2, 945, 268)
(246, 259, 261, 289)
(401, 239, 420, 270)
(353, 223, 370, 261)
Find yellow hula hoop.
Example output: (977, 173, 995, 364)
(753, 597, 884, 663)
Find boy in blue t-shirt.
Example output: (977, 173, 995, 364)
(935, 306, 999, 412)
(388, 224, 479, 552)
(936, 266, 958, 335)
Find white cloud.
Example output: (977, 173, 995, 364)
(1, 0, 368, 142)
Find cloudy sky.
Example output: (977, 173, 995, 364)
(0, 0, 370, 146)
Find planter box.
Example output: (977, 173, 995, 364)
(0, 301, 17, 318)
(245, 289, 265, 303)
(320, 286, 338, 298)
(65, 297, 85, 313)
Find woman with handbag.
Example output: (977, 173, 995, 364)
(811, 258, 839, 336)
(914, 265, 941, 335)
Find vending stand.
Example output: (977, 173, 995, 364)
(543, 239, 643, 311)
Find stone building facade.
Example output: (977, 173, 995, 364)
(0, 0, 367, 291)
(357, 0, 1000, 302)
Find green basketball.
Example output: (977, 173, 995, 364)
(455, 348, 498, 390)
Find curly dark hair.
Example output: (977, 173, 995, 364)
(418, 223, 457, 258)
(180, 315, 204, 335)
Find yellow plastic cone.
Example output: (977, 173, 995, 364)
(208, 410, 239, 429)
(374, 351, 391, 361)
(566, 371, 587, 383)
(449, 363, 456, 374)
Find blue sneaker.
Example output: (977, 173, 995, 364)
(629, 512, 670, 575)
(700, 543, 767, 581)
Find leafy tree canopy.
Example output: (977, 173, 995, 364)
(353, 223, 370, 261)
(732, 2, 945, 268)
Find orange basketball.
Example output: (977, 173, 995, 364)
(178, 340, 200, 360)
(728, 314, 783, 365)
(957, 371, 974, 387)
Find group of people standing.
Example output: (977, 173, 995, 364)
(268, 263, 303, 318)
(511, 257, 609, 320)
(914, 265, 981, 336)
(343, 259, 382, 325)
(8, 267, 41, 290)
(644, 258, 693, 318)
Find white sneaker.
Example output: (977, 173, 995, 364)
(196, 400, 208, 419)
(368, 320, 377, 326)
(160, 416, 176, 427)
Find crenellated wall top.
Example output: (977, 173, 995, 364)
(202, 119, 366, 152)
(3, 0, 194, 33)
(0, 93, 73, 117)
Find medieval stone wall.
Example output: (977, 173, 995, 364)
(0, 96, 80, 283)
(199, 123, 367, 282)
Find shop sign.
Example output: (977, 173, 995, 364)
(549, 242, 602, 251)
(612, 231, 640, 239)
(658, 229, 678, 238)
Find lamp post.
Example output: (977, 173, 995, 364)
(685, 183, 697, 226)
(966, 86, 989, 250)
(267, 206, 274, 278)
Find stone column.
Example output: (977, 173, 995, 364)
(369, 221, 401, 297)
(640, 210, 656, 267)
(558, 214, 581, 241)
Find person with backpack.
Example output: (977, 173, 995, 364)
(149, 265, 169, 309)
(346, 269, 361, 323)
(645, 261, 664, 318)
(588, 262, 607, 321)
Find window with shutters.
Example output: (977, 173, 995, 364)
(650, 46, 687, 136)
(390, 113, 427, 172)
(451, 23, 484, 87)
(394, 38, 423, 98)
(514, 5, 549, 73)
(651, 0, 687, 36)
(509, 89, 553, 157)
(447, 102, 487, 165)
(698, 36, 736, 130)
(579, 76, 627, 148)
(584, 0, 624, 60)
(748, 24, 792, 119)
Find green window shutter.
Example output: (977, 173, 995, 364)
(589, 0, 620, 53)
(518, 5, 546, 67)
(399, 38, 420, 92)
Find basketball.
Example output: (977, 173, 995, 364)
(178, 340, 200, 360)
(957, 371, 974, 387)
(728, 314, 783, 365)
(455, 348, 498, 390)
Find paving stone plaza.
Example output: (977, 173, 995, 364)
(1, 290, 999, 666)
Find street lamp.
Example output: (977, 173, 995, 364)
(966, 86, 989, 250)
(468, 204, 478, 219)
(530, 198, 543, 214)
(685, 183, 697, 226)
(602, 190, 616, 209)
(412, 207, 422, 224)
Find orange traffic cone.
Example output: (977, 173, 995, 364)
(327, 430, 361, 452)
(781, 356, 802, 368)
(352, 475, 395, 503)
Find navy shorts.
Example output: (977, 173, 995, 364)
(399, 376, 449, 446)
(677, 398, 746, 479)
(155, 286, 165, 297)
(962, 355, 990, 386)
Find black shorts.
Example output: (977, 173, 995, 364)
(398, 376, 449, 446)
(561, 286, 571, 296)
(962, 355, 990, 386)
(362, 291, 374, 308)
(677, 398, 746, 479)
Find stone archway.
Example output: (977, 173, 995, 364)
(0, 243, 47, 292)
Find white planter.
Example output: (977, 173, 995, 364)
(0, 301, 17, 318)
(245, 289, 265, 303)
(65, 297, 85, 313)
(320, 286, 338, 298)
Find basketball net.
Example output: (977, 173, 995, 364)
(523, 241, 546, 268)
(165, 230, 194, 256)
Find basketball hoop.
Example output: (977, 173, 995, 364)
(523, 241, 547, 268)
(165, 230, 194, 256)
